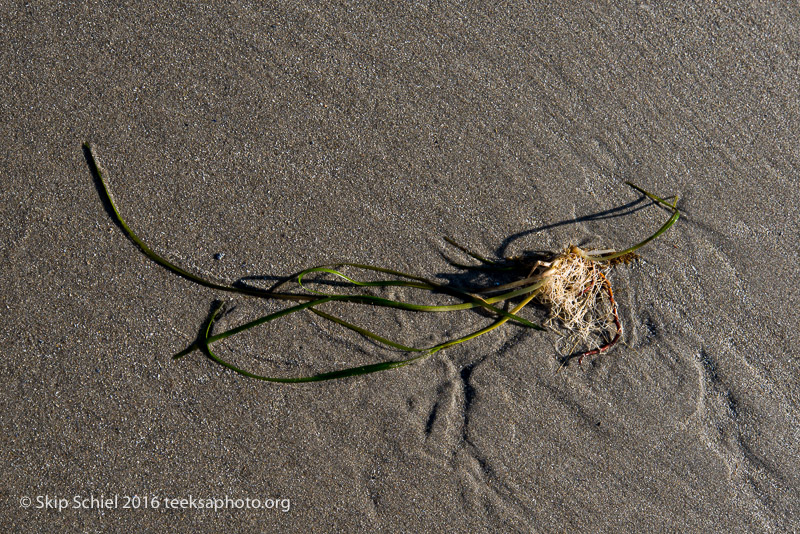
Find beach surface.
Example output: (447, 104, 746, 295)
(2, 2, 798, 532)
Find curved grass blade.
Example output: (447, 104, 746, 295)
(584, 182, 680, 262)
(425, 287, 541, 354)
(84, 142, 315, 302)
(198, 302, 432, 383)
(308, 308, 424, 352)
(297, 267, 436, 293)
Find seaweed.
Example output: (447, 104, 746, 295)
(84, 143, 679, 381)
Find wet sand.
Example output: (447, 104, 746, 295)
(2, 2, 798, 532)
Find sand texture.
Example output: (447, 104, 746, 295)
(2, 2, 798, 532)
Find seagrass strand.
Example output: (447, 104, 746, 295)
(85, 143, 680, 381)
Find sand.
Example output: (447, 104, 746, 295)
(2, 2, 798, 532)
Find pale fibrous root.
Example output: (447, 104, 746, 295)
(533, 245, 622, 364)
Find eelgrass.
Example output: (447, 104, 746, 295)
(84, 143, 680, 381)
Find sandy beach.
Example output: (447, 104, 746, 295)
(2, 2, 798, 532)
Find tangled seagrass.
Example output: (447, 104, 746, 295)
(84, 143, 679, 382)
